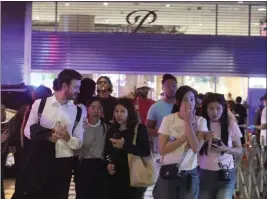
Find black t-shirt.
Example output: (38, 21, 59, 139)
(235, 104, 247, 125)
(99, 96, 117, 122)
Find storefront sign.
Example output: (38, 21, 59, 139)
(126, 10, 157, 33)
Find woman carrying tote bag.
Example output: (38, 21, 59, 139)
(104, 98, 152, 199)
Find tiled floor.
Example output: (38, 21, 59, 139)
(4, 178, 154, 199)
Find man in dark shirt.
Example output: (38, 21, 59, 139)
(96, 76, 117, 122)
(235, 96, 247, 145)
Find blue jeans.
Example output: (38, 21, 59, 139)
(153, 167, 199, 199)
(199, 168, 236, 199)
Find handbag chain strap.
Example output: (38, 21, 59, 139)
(176, 115, 198, 170)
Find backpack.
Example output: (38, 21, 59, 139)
(12, 98, 82, 199)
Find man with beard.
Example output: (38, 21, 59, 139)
(96, 76, 117, 123)
(146, 74, 177, 160)
(133, 81, 155, 125)
(14, 69, 83, 199)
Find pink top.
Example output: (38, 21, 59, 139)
(198, 119, 242, 171)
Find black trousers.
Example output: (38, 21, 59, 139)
(13, 157, 73, 199)
(75, 158, 108, 199)
(107, 169, 146, 199)
(48, 157, 73, 199)
(1, 154, 6, 199)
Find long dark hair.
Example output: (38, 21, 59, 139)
(175, 85, 198, 112)
(75, 78, 96, 106)
(199, 93, 229, 156)
(113, 98, 138, 129)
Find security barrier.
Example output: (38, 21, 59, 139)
(235, 130, 267, 199)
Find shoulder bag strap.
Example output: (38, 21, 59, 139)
(132, 123, 139, 146)
(176, 115, 198, 169)
(72, 106, 82, 135)
(38, 98, 47, 124)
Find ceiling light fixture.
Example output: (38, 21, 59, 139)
(65, 3, 70, 6)
(257, 8, 266, 11)
(165, 4, 170, 8)
(198, 23, 203, 26)
(237, 1, 243, 3)
(35, 16, 40, 20)
(103, 2, 108, 6)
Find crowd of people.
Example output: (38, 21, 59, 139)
(1, 69, 266, 199)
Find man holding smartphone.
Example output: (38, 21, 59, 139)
(21, 69, 84, 199)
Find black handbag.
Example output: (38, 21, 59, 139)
(218, 169, 233, 181)
(159, 143, 189, 181)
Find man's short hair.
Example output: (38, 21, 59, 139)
(161, 74, 177, 85)
(236, 96, 242, 103)
(53, 69, 82, 91)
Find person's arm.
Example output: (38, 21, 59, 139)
(24, 100, 40, 139)
(212, 120, 243, 157)
(20, 106, 31, 147)
(146, 120, 158, 137)
(184, 120, 201, 153)
(255, 123, 267, 130)
(122, 124, 150, 156)
(64, 112, 84, 150)
(146, 104, 158, 137)
(225, 120, 243, 157)
(157, 115, 188, 155)
(183, 103, 204, 153)
(158, 134, 187, 156)
(256, 108, 267, 130)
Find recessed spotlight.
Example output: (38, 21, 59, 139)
(65, 3, 70, 6)
(252, 23, 260, 26)
(106, 19, 110, 22)
(257, 8, 266, 11)
(237, 1, 243, 3)
(35, 16, 40, 20)
(165, 4, 170, 8)
(198, 23, 203, 26)
(103, 2, 108, 6)
(233, 8, 240, 11)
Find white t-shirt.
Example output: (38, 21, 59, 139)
(261, 107, 266, 146)
(158, 113, 208, 170)
(199, 119, 243, 171)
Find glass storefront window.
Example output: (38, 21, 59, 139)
(118, 74, 156, 99)
(30, 72, 56, 90)
(216, 76, 248, 101)
(184, 76, 215, 95)
(249, 77, 266, 88)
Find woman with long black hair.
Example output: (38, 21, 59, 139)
(198, 93, 243, 199)
(153, 85, 213, 199)
(104, 98, 150, 199)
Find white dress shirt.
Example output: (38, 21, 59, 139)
(24, 95, 84, 158)
(261, 107, 266, 146)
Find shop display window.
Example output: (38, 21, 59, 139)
(249, 77, 266, 88)
(30, 72, 56, 90)
(216, 76, 248, 101)
(184, 76, 215, 95)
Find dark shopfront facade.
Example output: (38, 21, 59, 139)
(1, 1, 266, 101)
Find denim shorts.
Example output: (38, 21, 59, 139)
(152, 167, 199, 199)
(199, 168, 236, 199)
